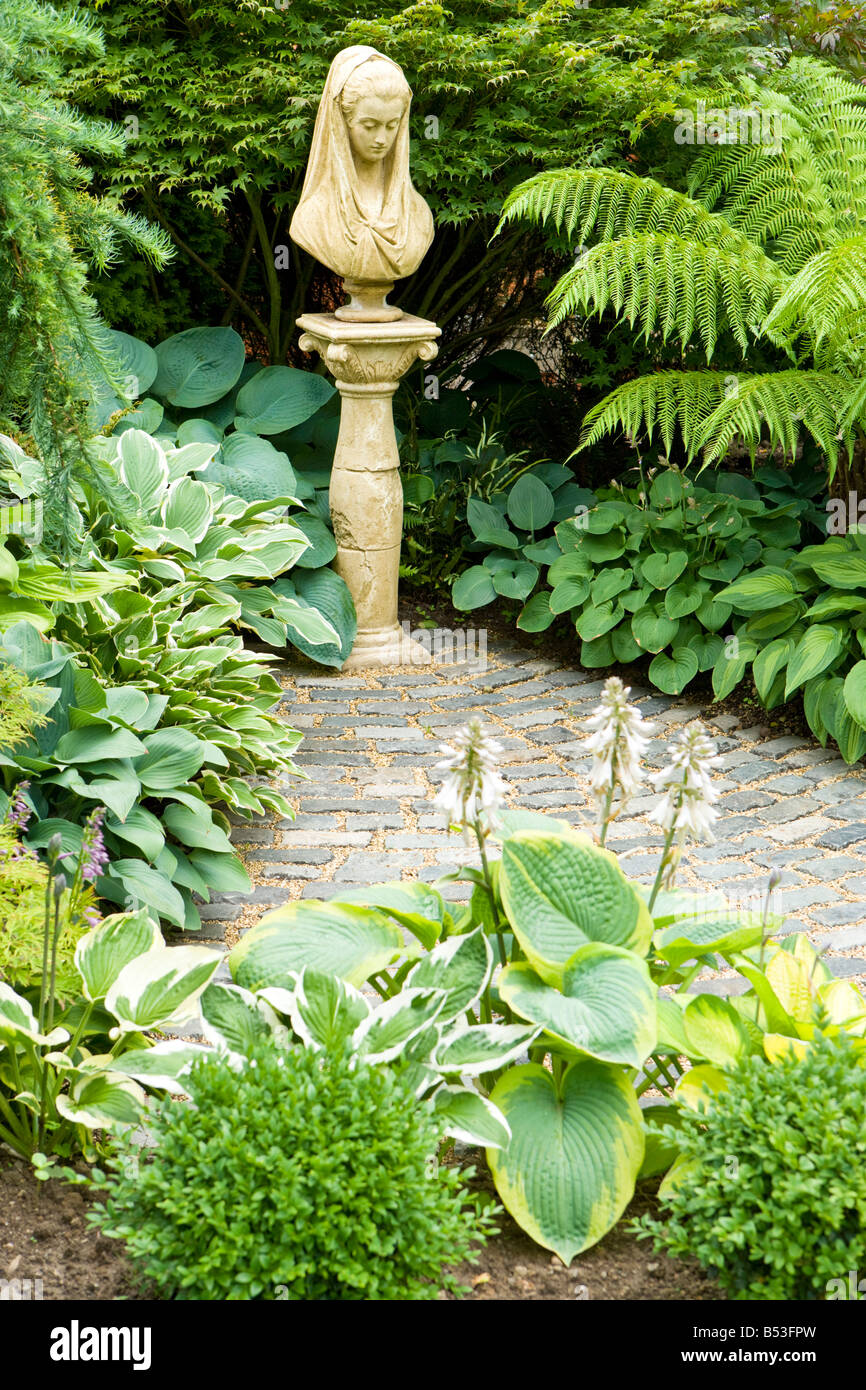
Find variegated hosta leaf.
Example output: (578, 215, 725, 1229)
(227, 900, 404, 991)
(433, 1084, 511, 1150)
(0, 982, 69, 1046)
(819, 978, 866, 1035)
(498, 943, 657, 1068)
(352, 988, 446, 1065)
(288, 967, 370, 1050)
(333, 881, 446, 950)
(404, 927, 493, 1023)
(499, 831, 653, 985)
(199, 981, 288, 1057)
(432, 1022, 541, 1076)
(88, 1042, 209, 1094)
(488, 1060, 645, 1265)
(653, 910, 766, 967)
(256, 985, 297, 1018)
(400, 1061, 442, 1099)
(55, 1072, 147, 1130)
(74, 909, 162, 1002)
(105, 944, 222, 1034)
(682, 993, 749, 1068)
(673, 1062, 730, 1111)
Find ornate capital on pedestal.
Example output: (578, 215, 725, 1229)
(297, 312, 440, 389)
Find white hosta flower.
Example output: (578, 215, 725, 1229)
(650, 722, 723, 846)
(584, 677, 654, 813)
(433, 718, 508, 841)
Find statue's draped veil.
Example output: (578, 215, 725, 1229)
(290, 45, 434, 283)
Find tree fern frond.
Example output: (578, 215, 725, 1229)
(577, 372, 733, 460)
(763, 236, 866, 357)
(546, 235, 784, 356)
(699, 370, 854, 475)
(495, 168, 755, 255)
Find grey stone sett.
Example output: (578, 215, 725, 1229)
(817, 923, 866, 949)
(692, 837, 771, 860)
(761, 775, 817, 795)
(817, 824, 866, 849)
(719, 790, 775, 812)
(827, 957, 866, 978)
(261, 864, 325, 880)
(811, 903, 866, 928)
(344, 814, 406, 830)
(248, 848, 333, 864)
(334, 852, 427, 881)
(756, 736, 810, 758)
(300, 798, 402, 813)
(811, 781, 866, 805)
(277, 813, 338, 830)
(355, 701, 431, 715)
(292, 751, 370, 765)
(786, 747, 841, 767)
(753, 848, 823, 869)
(840, 875, 866, 894)
(729, 759, 787, 785)
(756, 797, 822, 824)
(824, 800, 866, 821)
(773, 885, 838, 911)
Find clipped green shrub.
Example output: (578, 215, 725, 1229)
(90, 1044, 493, 1300)
(639, 1033, 866, 1300)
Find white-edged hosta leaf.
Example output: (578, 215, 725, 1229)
(74, 909, 161, 1002)
(106, 944, 222, 1033)
(0, 983, 68, 1045)
(106, 1041, 209, 1094)
(432, 1022, 541, 1076)
(289, 967, 370, 1050)
(404, 927, 493, 1023)
(352, 988, 446, 1065)
(55, 1072, 147, 1130)
(161, 476, 214, 543)
(228, 900, 404, 991)
(499, 943, 657, 1068)
(433, 1084, 511, 1149)
(199, 981, 287, 1057)
(488, 1060, 644, 1264)
(117, 430, 170, 513)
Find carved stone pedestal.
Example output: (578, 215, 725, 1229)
(297, 311, 441, 670)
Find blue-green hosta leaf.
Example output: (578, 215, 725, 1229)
(0, 982, 68, 1045)
(506, 474, 555, 532)
(453, 565, 497, 610)
(134, 727, 209, 790)
(103, 806, 165, 860)
(188, 850, 251, 894)
(199, 981, 287, 1057)
(55, 1073, 146, 1130)
(517, 590, 555, 631)
(74, 909, 162, 1002)
(278, 566, 356, 667)
(106, 329, 159, 398)
(404, 927, 493, 1023)
(682, 993, 750, 1068)
(103, 861, 186, 929)
(291, 513, 337, 568)
(352, 988, 445, 1064)
(640, 550, 688, 589)
(286, 967, 370, 1050)
(499, 831, 653, 985)
(432, 1022, 541, 1076)
(117, 429, 169, 513)
(234, 365, 334, 434)
(488, 1061, 645, 1264)
(228, 900, 404, 991)
(105, 1041, 209, 1094)
(106, 943, 222, 1033)
(162, 802, 234, 855)
(499, 944, 656, 1068)
(333, 881, 445, 950)
(152, 326, 246, 408)
(434, 1085, 511, 1149)
(160, 476, 214, 543)
(54, 726, 147, 764)
(842, 660, 866, 730)
(631, 606, 679, 653)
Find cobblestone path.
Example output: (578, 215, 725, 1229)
(200, 636, 866, 990)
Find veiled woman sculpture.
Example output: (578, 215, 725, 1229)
(290, 46, 434, 320)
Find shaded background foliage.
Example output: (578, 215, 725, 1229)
(68, 0, 773, 410)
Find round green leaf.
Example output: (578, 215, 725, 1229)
(499, 943, 657, 1067)
(453, 565, 497, 610)
(648, 645, 699, 694)
(234, 365, 334, 434)
(152, 327, 246, 408)
(640, 550, 688, 589)
(488, 1061, 645, 1264)
(682, 993, 750, 1067)
(506, 474, 555, 532)
(499, 831, 653, 984)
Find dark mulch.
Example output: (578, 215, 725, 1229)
(0, 1153, 141, 1301)
(446, 1164, 723, 1302)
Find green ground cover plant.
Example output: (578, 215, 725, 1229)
(638, 1032, 866, 1300)
(88, 1042, 495, 1300)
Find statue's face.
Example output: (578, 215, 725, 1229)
(345, 95, 404, 165)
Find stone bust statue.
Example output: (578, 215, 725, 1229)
(290, 45, 434, 320)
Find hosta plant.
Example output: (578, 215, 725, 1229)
(218, 692, 866, 1263)
(517, 465, 803, 693)
(712, 529, 866, 763)
(0, 903, 219, 1160)
(498, 58, 866, 478)
(0, 620, 263, 931)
